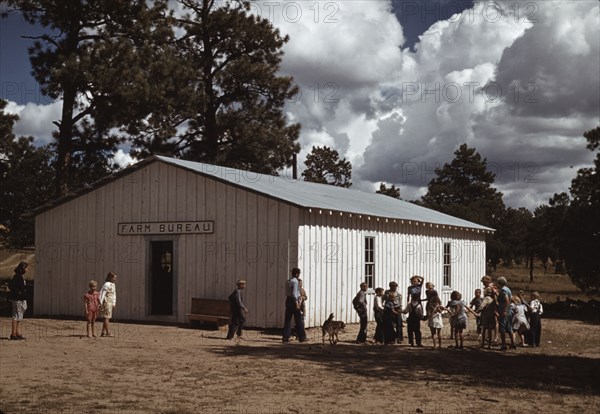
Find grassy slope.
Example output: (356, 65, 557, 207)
(491, 261, 599, 302)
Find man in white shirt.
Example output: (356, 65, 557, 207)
(282, 268, 307, 343)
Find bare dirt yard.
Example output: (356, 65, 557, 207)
(1, 315, 599, 414)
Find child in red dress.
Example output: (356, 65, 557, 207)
(83, 280, 100, 338)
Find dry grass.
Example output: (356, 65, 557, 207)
(0, 249, 35, 281)
(490, 261, 598, 302)
(0, 316, 598, 413)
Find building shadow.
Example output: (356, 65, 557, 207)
(208, 342, 600, 396)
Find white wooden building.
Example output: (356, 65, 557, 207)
(31, 156, 493, 328)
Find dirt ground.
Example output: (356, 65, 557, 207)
(1, 316, 599, 414)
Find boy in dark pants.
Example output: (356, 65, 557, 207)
(353, 282, 369, 343)
(373, 287, 385, 344)
(227, 280, 248, 340)
(404, 298, 423, 346)
(529, 291, 543, 347)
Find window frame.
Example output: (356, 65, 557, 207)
(364, 235, 375, 290)
(443, 241, 452, 288)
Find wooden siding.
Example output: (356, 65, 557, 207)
(298, 211, 487, 328)
(34, 161, 299, 326)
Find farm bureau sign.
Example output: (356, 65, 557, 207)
(118, 221, 214, 235)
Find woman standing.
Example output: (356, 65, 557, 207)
(9, 262, 28, 340)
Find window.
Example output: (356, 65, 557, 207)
(364, 237, 375, 289)
(443, 242, 451, 287)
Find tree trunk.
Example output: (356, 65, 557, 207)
(529, 253, 534, 282)
(55, 28, 79, 197)
(56, 84, 76, 197)
(202, 0, 218, 162)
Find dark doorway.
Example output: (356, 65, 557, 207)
(150, 241, 174, 315)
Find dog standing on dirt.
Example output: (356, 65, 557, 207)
(322, 313, 345, 345)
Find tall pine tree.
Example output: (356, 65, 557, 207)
(129, 0, 301, 174)
(6, 0, 175, 196)
(561, 126, 600, 293)
(420, 144, 505, 267)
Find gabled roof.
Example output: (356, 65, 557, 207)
(27, 155, 494, 232)
(158, 156, 494, 232)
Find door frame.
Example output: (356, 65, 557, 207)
(145, 235, 179, 321)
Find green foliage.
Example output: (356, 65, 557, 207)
(495, 207, 533, 265)
(419, 144, 505, 265)
(531, 193, 569, 266)
(561, 126, 600, 293)
(129, 0, 301, 175)
(7, 0, 175, 196)
(420, 144, 505, 227)
(302, 146, 352, 187)
(376, 183, 401, 199)
(0, 100, 54, 247)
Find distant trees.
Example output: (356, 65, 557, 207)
(302, 146, 351, 187)
(419, 144, 505, 266)
(560, 126, 600, 293)
(0, 100, 53, 246)
(6, 0, 175, 196)
(418, 131, 599, 293)
(376, 183, 401, 199)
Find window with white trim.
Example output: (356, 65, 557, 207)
(364, 236, 375, 289)
(443, 242, 451, 287)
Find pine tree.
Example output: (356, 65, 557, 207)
(0, 100, 54, 246)
(420, 144, 505, 228)
(561, 126, 600, 293)
(7, 0, 175, 196)
(376, 183, 401, 199)
(420, 144, 505, 267)
(302, 146, 352, 187)
(129, 0, 301, 175)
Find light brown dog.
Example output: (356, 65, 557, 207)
(322, 313, 345, 345)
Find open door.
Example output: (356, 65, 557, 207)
(150, 241, 174, 315)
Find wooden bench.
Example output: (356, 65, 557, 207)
(186, 298, 230, 328)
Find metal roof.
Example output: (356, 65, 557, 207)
(157, 156, 494, 232)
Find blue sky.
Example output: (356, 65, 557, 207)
(0, 1, 598, 210)
(0, 7, 50, 105)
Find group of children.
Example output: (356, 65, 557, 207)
(368, 275, 543, 350)
(475, 276, 544, 350)
(83, 272, 118, 338)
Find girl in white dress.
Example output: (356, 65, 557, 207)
(427, 294, 445, 348)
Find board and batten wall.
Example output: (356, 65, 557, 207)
(34, 160, 300, 327)
(297, 210, 487, 328)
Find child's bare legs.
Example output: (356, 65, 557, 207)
(11, 320, 20, 337)
(430, 327, 436, 348)
(91, 320, 97, 337)
(436, 329, 442, 348)
(480, 327, 487, 347)
(458, 329, 464, 348)
(102, 318, 111, 336)
(454, 327, 459, 348)
(86, 321, 92, 338)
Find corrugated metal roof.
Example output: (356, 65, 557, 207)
(157, 156, 494, 232)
